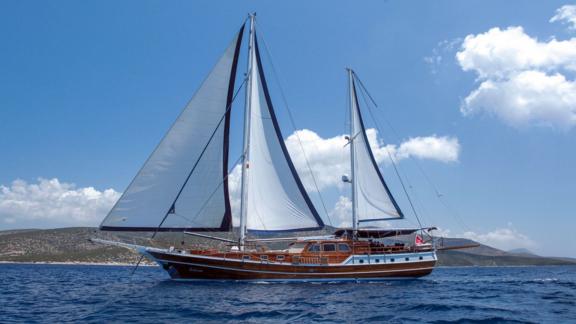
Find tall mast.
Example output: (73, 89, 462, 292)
(347, 68, 359, 234)
(238, 13, 256, 250)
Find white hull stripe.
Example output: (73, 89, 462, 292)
(146, 249, 436, 267)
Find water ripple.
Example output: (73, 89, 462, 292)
(0, 264, 575, 323)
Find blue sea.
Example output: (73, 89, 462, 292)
(0, 264, 574, 323)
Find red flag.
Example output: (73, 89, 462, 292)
(415, 234, 424, 245)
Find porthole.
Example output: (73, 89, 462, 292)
(390, 258, 395, 262)
(419, 256, 423, 260)
(405, 257, 410, 261)
(359, 259, 364, 264)
(375, 259, 380, 263)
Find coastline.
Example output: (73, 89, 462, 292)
(1, 261, 574, 268)
(0, 261, 158, 267)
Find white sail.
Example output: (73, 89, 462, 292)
(100, 27, 244, 231)
(350, 76, 403, 222)
(244, 38, 324, 232)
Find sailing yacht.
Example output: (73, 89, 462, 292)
(96, 14, 438, 281)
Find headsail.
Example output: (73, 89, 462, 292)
(243, 36, 324, 232)
(350, 72, 403, 223)
(100, 26, 245, 232)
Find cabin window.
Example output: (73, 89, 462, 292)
(260, 255, 268, 261)
(242, 255, 250, 261)
(390, 258, 395, 262)
(323, 244, 336, 252)
(308, 244, 320, 252)
(375, 259, 380, 263)
(276, 255, 285, 261)
(338, 243, 351, 252)
(419, 256, 423, 260)
(405, 257, 410, 261)
(359, 259, 364, 264)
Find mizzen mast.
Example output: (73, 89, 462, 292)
(347, 68, 359, 235)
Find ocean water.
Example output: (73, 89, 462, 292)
(0, 264, 574, 323)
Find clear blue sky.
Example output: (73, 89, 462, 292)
(1, 1, 575, 257)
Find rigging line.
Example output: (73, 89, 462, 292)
(255, 22, 333, 227)
(351, 71, 379, 108)
(352, 73, 424, 230)
(171, 153, 245, 229)
(359, 86, 433, 228)
(353, 74, 470, 233)
(150, 76, 248, 239)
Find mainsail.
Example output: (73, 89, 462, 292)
(349, 71, 403, 223)
(100, 26, 244, 231)
(243, 37, 324, 232)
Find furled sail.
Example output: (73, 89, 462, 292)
(350, 75, 404, 222)
(100, 26, 244, 231)
(244, 37, 324, 232)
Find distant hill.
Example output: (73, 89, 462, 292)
(435, 238, 575, 266)
(0, 227, 574, 267)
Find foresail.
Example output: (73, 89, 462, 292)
(100, 26, 244, 232)
(351, 77, 404, 221)
(245, 37, 324, 232)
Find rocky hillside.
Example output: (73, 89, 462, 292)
(0, 227, 574, 266)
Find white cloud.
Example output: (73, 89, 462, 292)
(432, 227, 452, 238)
(462, 70, 576, 129)
(228, 164, 242, 226)
(329, 196, 353, 228)
(461, 226, 535, 251)
(456, 17, 576, 130)
(425, 38, 463, 74)
(326, 196, 392, 228)
(457, 26, 576, 78)
(550, 5, 576, 30)
(0, 178, 120, 228)
(395, 135, 460, 162)
(285, 129, 350, 191)
(285, 129, 460, 191)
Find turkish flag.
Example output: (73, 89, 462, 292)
(415, 234, 424, 245)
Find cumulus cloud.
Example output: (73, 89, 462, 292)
(329, 196, 353, 228)
(457, 26, 576, 78)
(461, 226, 535, 251)
(0, 178, 120, 228)
(433, 225, 535, 251)
(285, 128, 460, 191)
(462, 71, 576, 129)
(456, 22, 576, 129)
(326, 196, 392, 228)
(394, 135, 460, 162)
(550, 5, 576, 30)
(228, 164, 242, 226)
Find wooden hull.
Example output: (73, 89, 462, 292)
(146, 250, 436, 281)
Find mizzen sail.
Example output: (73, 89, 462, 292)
(100, 26, 244, 231)
(350, 73, 403, 222)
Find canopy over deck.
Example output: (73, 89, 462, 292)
(334, 227, 437, 239)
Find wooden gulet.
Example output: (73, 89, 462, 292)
(96, 14, 438, 282)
